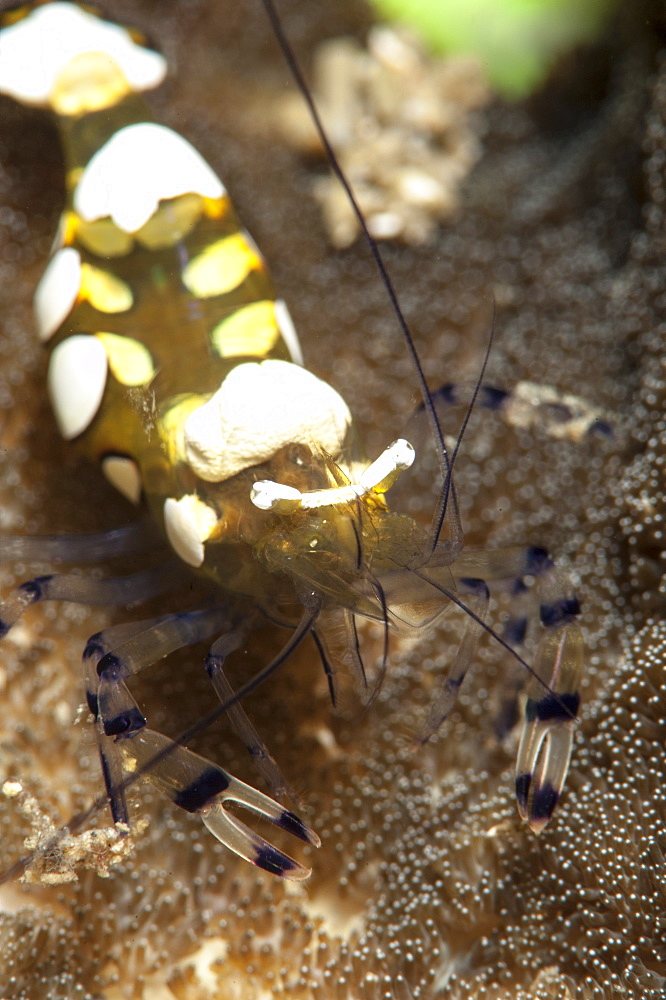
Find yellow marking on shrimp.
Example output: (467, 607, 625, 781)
(159, 394, 211, 468)
(211, 300, 280, 358)
(75, 216, 134, 257)
(72, 193, 233, 257)
(80, 262, 133, 313)
(51, 51, 132, 116)
(59, 210, 79, 248)
(183, 234, 263, 299)
(95, 333, 156, 387)
(137, 193, 230, 251)
(202, 195, 229, 221)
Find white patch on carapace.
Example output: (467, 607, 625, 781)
(102, 455, 142, 504)
(274, 299, 303, 366)
(0, 2, 166, 106)
(33, 247, 82, 342)
(183, 360, 351, 482)
(47, 334, 108, 440)
(163, 494, 218, 567)
(74, 123, 225, 233)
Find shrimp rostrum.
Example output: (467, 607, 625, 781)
(0, 2, 583, 879)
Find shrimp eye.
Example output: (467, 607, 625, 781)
(286, 444, 310, 467)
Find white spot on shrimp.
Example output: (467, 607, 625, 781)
(74, 123, 225, 232)
(163, 494, 218, 567)
(182, 360, 351, 482)
(102, 455, 142, 504)
(0, 2, 166, 107)
(33, 246, 81, 342)
(47, 334, 108, 440)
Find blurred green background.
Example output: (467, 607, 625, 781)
(370, 0, 620, 96)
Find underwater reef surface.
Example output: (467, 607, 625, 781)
(0, 1, 664, 997)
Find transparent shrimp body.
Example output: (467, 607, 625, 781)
(0, 1, 584, 883)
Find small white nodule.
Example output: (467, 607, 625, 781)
(102, 455, 142, 505)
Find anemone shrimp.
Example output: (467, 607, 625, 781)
(0, 0, 607, 890)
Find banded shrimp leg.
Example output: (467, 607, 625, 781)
(403, 544, 583, 831)
(423, 379, 614, 445)
(0, 520, 161, 566)
(387, 371, 585, 830)
(0, 528, 320, 879)
(82, 609, 319, 879)
(389, 350, 609, 827)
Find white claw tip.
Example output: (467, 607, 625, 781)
(251, 438, 417, 514)
(359, 438, 415, 492)
(251, 481, 302, 512)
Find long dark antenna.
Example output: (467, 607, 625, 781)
(430, 301, 496, 552)
(260, 0, 461, 550)
(410, 566, 577, 719)
(259, 2, 578, 728)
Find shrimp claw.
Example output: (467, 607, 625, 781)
(120, 729, 320, 880)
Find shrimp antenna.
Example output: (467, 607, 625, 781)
(432, 300, 496, 552)
(411, 565, 577, 719)
(259, 0, 462, 550)
(260, 0, 579, 727)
